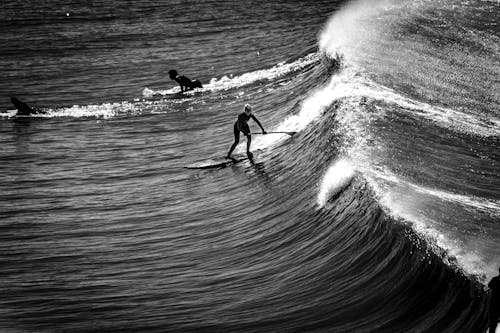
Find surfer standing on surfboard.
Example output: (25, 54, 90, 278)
(226, 104, 266, 160)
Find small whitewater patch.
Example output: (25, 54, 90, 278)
(0, 110, 17, 118)
(143, 53, 320, 97)
(317, 158, 356, 207)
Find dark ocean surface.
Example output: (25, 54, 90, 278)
(0, 0, 499, 332)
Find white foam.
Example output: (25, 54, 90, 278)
(317, 158, 356, 207)
(15, 99, 179, 119)
(142, 86, 180, 97)
(242, 67, 363, 153)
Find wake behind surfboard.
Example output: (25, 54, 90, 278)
(184, 154, 249, 169)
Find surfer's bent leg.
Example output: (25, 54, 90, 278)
(226, 122, 240, 158)
(241, 124, 251, 154)
(245, 133, 251, 154)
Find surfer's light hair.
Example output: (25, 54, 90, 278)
(244, 104, 252, 112)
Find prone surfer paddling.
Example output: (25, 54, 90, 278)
(10, 97, 43, 116)
(226, 104, 266, 160)
(168, 69, 203, 93)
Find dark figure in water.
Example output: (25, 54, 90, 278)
(10, 97, 42, 116)
(226, 104, 266, 160)
(168, 70, 203, 93)
(489, 267, 500, 333)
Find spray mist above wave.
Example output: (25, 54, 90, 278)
(318, 0, 402, 62)
(318, 0, 500, 137)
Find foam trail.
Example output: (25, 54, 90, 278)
(143, 53, 320, 97)
(2, 99, 187, 119)
(317, 158, 356, 207)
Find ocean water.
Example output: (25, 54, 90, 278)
(0, 0, 499, 332)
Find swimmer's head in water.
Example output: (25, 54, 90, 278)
(244, 104, 252, 114)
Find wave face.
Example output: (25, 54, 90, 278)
(0, 0, 497, 332)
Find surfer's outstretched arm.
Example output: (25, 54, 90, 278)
(251, 114, 266, 134)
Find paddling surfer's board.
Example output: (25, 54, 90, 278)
(185, 155, 249, 169)
(149, 90, 203, 100)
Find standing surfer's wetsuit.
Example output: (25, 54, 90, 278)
(226, 105, 266, 159)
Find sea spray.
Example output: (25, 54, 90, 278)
(318, 0, 395, 60)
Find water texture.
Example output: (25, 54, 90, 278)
(0, 0, 499, 332)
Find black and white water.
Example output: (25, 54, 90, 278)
(1, 0, 499, 332)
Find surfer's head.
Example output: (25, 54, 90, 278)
(244, 104, 252, 115)
(10, 97, 21, 107)
(168, 70, 178, 80)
